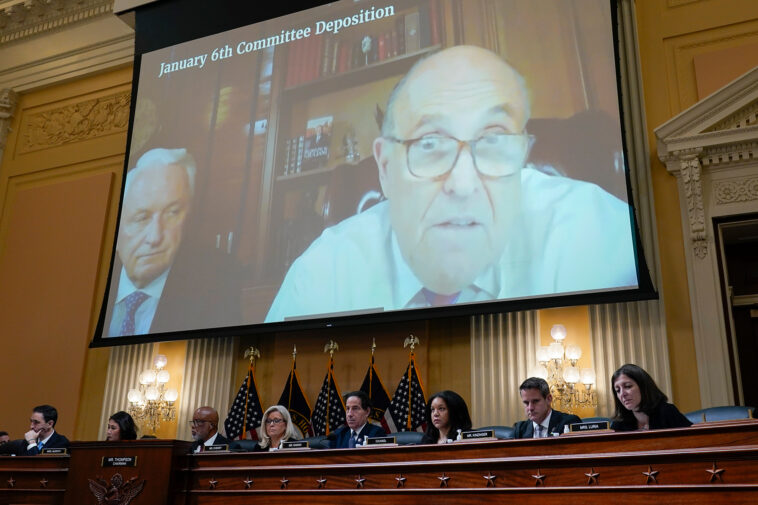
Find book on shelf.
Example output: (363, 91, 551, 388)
(419, 3, 431, 49)
(282, 2, 441, 87)
(283, 138, 292, 176)
(429, 0, 440, 45)
(404, 11, 421, 52)
(396, 15, 405, 55)
(296, 135, 305, 173)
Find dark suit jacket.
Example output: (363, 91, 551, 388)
(513, 409, 581, 438)
(103, 240, 241, 337)
(190, 433, 229, 453)
(330, 423, 386, 449)
(610, 402, 693, 431)
(16, 431, 69, 456)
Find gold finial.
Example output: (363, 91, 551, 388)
(371, 337, 377, 355)
(324, 340, 339, 358)
(292, 345, 297, 360)
(404, 334, 420, 351)
(244, 346, 260, 367)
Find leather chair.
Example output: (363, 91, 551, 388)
(302, 435, 330, 449)
(229, 439, 258, 452)
(476, 425, 515, 440)
(685, 409, 707, 424)
(580, 417, 611, 424)
(703, 406, 754, 422)
(392, 431, 425, 445)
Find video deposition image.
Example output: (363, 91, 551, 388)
(99, 0, 639, 339)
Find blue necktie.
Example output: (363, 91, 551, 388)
(119, 291, 149, 336)
(348, 431, 357, 448)
(37, 441, 44, 451)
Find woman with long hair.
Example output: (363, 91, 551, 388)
(421, 390, 472, 444)
(610, 364, 692, 431)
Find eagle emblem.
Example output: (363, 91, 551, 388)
(87, 473, 145, 505)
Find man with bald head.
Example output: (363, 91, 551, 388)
(104, 148, 194, 337)
(190, 406, 228, 453)
(266, 46, 636, 321)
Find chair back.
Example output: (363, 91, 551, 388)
(580, 417, 611, 424)
(302, 435, 330, 449)
(229, 439, 258, 452)
(703, 406, 755, 422)
(393, 431, 425, 445)
(476, 426, 515, 440)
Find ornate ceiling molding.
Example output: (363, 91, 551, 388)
(0, 0, 115, 44)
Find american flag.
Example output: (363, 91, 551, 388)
(359, 354, 391, 429)
(277, 356, 313, 438)
(311, 357, 346, 436)
(223, 363, 263, 440)
(382, 352, 427, 433)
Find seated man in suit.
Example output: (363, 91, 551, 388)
(23, 405, 70, 454)
(330, 391, 385, 448)
(514, 377, 580, 438)
(190, 406, 229, 453)
(0, 431, 9, 445)
(104, 148, 194, 337)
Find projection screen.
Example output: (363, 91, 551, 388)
(93, 0, 654, 344)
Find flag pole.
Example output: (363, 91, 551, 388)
(242, 346, 260, 439)
(323, 340, 339, 435)
(287, 345, 296, 406)
(404, 335, 419, 430)
(369, 338, 376, 396)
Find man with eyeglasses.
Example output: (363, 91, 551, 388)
(266, 45, 636, 321)
(329, 391, 386, 449)
(189, 406, 228, 453)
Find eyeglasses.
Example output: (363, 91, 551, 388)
(264, 418, 285, 425)
(384, 132, 534, 179)
(189, 420, 211, 427)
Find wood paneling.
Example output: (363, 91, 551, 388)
(0, 66, 131, 440)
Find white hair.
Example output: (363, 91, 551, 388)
(124, 147, 196, 196)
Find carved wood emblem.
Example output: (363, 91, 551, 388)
(437, 472, 451, 488)
(483, 471, 497, 487)
(642, 465, 659, 484)
(87, 473, 145, 505)
(584, 468, 599, 485)
(706, 462, 725, 483)
(532, 469, 546, 486)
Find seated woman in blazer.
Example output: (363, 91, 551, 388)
(421, 390, 473, 444)
(254, 405, 300, 451)
(611, 363, 692, 431)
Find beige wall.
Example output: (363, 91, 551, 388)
(2, 1, 758, 441)
(635, 0, 758, 411)
(0, 66, 131, 439)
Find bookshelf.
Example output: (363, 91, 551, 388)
(259, 0, 445, 284)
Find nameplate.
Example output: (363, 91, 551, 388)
(459, 430, 496, 441)
(569, 421, 610, 432)
(40, 448, 67, 455)
(102, 456, 137, 467)
(203, 444, 229, 452)
(365, 436, 397, 446)
(280, 440, 309, 450)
